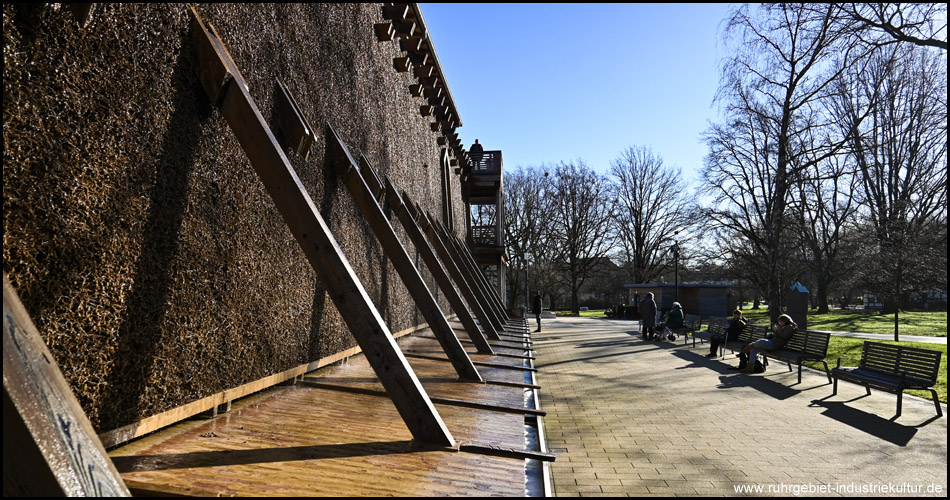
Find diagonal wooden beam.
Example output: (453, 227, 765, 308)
(189, 6, 453, 447)
(373, 172, 494, 354)
(405, 201, 503, 339)
(440, 224, 509, 321)
(324, 124, 484, 379)
(423, 208, 508, 329)
(423, 213, 506, 330)
(3, 275, 131, 496)
(447, 229, 509, 318)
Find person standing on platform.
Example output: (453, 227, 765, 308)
(532, 291, 543, 332)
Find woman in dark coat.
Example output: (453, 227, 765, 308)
(641, 292, 658, 340)
(532, 291, 543, 332)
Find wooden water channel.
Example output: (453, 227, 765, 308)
(108, 321, 548, 496)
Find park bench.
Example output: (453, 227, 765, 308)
(761, 330, 832, 384)
(724, 323, 770, 356)
(687, 316, 727, 348)
(832, 341, 943, 417)
(674, 314, 702, 343)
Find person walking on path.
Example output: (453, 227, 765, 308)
(532, 291, 543, 332)
(641, 292, 658, 340)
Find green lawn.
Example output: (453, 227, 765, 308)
(734, 309, 946, 402)
(553, 308, 947, 403)
(739, 308, 947, 337)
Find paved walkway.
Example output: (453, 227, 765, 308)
(535, 316, 947, 497)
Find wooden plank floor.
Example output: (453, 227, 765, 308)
(110, 320, 537, 496)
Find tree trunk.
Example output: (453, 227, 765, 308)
(815, 274, 830, 314)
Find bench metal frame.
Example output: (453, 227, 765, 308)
(832, 341, 943, 417)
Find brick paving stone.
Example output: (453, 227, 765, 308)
(536, 316, 947, 497)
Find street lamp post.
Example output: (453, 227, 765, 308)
(672, 241, 680, 304)
(524, 252, 533, 311)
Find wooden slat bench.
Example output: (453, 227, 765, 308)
(832, 341, 943, 417)
(762, 330, 832, 383)
(687, 317, 727, 348)
(673, 314, 702, 343)
(724, 323, 770, 357)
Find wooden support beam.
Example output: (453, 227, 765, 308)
(407, 204, 504, 339)
(189, 6, 453, 447)
(442, 227, 509, 317)
(425, 209, 507, 330)
(3, 275, 130, 497)
(400, 37, 423, 52)
(393, 56, 411, 72)
(408, 52, 429, 67)
(413, 64, 434, 78)
(429, 396, 546, 417)
(474, 361, 537, 373)
(436, 223, 508, 325)
(409, 83, 424, 97)
(459, 444, 556, 462)
(433, 221, 506, 326)
(378, 174, 494, 353)
(394, 21, 416, 38)
(419, 104, 433, 117)
(382, 4, 410, 22)
(325, 126, 482, 381)
(274, 79, 314, 159)
(374, 22, 395, 41)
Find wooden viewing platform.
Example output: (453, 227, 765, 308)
(108, 320, 550, 496)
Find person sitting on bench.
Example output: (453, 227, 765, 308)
(735, 313, 796, 373)
(707, 309, 746, 358)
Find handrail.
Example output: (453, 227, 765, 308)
(468, 150, 502, 174)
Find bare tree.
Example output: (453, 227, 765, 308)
(832, 44, 948, 339)
(706, 3, 871, 322)
(835, 3, 948, 51)
(549, 160, 614, 314)
(789, 153, 862, 314)
(610, 146, 695, 285)
(503, 165, 557, 308)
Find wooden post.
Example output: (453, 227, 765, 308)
(378, 174, 494, 354)
(189, 7, 453, 447)
(353, 156, 492, 352)
(439, 222, 508, 328)
(441, 226, 509, 320)
(408, 204, 504, 338)
(3, 275, 130, 497)
(423, 212, 506, 329)
(325, 124, 483, 379)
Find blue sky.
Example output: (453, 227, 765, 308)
(421, 3, 736, 186)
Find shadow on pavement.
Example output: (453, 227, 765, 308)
(808, 395, 922, 446)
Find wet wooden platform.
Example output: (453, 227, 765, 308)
(109, 320, 540, 496)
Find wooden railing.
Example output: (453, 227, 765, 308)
(469, 150, 502, 174)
